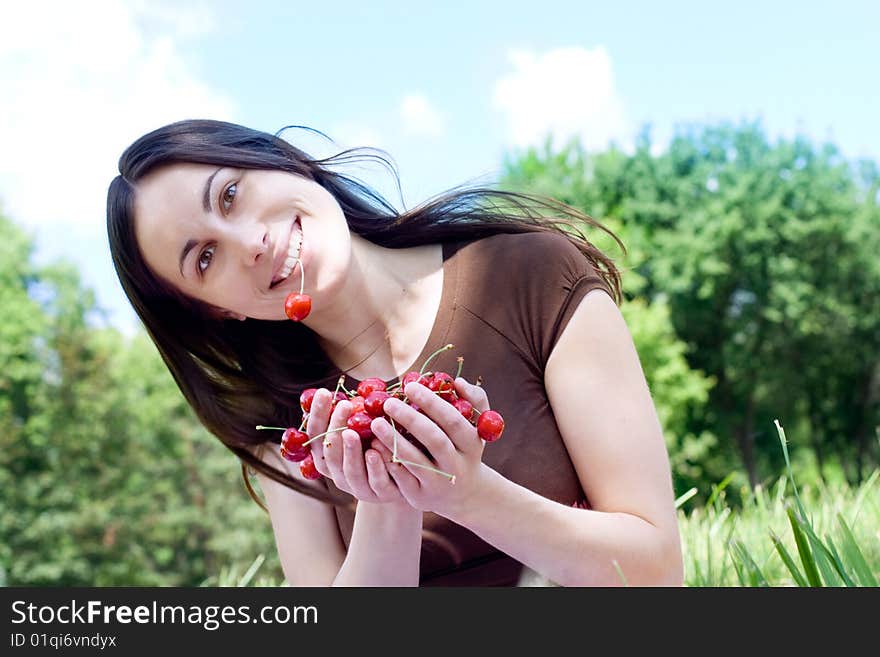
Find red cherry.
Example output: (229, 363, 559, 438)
(299, 388, 317, 413)
(281, 427, 309, 451)
(452, 398, 474, 421)
(357, 377, 387, 398)
(280, 445, 309, 462)
(429, 371, 456, 402)
(477, 410, 505, 442)
(364, 390, 391, 418)
(299, 453, 321, 479)
(329, 391, 348, 409)
(401, 371, 431, 388)
(346, 411, 375, 440)
(348, 395, 366, 414)
(284, 292, 312, 321)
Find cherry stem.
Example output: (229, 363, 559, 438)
(392, 456, 456, 483)
(299, 416, 307, 431)
(385, 416, 454, 482)
(255, 425, 286, 432)
(419, 343, 454, 376)
(302, 427, 344, 447)
(297, 257, 305, 295)
(334, 375, 353, 398)
(455, 356, 464, 380)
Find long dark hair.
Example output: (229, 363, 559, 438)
(106, 119, 624, 510)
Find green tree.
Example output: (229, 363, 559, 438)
(0, 211, 279, 585)
(500, 121, 880, 493)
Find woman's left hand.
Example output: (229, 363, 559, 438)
(369, 377, 492, 519)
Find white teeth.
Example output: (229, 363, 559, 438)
(273, 222, 303, 285)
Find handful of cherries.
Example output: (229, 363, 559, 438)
(260, 256, 505, 482)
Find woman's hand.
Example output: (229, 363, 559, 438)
(306, 388, 409, 507)
(369, 377, 492, 518)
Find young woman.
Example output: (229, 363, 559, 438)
(106, 119, 684, 586)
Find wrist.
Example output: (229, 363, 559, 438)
(442, 462, 499, 525)
(357, 499, 422, 525)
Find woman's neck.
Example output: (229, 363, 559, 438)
(307, 236, 444, 380)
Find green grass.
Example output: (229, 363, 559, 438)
(679, 421, 880, 587)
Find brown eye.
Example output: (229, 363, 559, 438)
(198, 245, 215, 274)
(221, 183, 237, 212)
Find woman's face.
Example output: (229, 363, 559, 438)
(133, 162, 352, 320)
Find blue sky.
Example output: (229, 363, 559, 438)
(1, 0, 877, 335)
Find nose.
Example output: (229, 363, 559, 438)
(234, 223, 269, 266)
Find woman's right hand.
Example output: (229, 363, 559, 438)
(306, 388, 416, 507)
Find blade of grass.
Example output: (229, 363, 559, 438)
(823, 535, 855, 587)
(707, 473, 735, 510)
(836, 512, 878, 587)
(852, 469, 879, 524)
(729, 539, 769, 587)
(770, 530, 809, 587)
(774, 420, 809, 522)
(719, 522, 737, 585)
(787, 506, 822, 587)
(773, 474, 788, 506)
(674, 487, 698, 510)
(237, 554, 266, 587)
(730, 550, 747, 587)
(808, 532, 844, 586)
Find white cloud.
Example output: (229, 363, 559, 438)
(0, 1, 234, 336)
(492, 46, 631, 153)
(0, 0, 234, 234)
(326, 123, 385, 152)
(400, 94, 446, 137)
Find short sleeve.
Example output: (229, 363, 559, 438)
(531, 233, 615, 368)
(452, 231, 615, 373)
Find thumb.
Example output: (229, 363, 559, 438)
(454, 377, 490, 413)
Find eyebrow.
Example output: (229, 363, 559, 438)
(202, 166, 223, 213)
(179, 239, 199, 279)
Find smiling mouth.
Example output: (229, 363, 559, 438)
(270, 217, 303, 288)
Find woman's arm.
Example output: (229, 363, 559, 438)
(451, 289, 683, 586)
(254, 444, 423, 587)
(332, 500, 423, 586)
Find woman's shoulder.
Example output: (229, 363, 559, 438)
(450, 230, 598, 286)
(454, 229, 580, 259)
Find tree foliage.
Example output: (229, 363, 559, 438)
(501, 121, 880, 496)
(0, 215, 278, 585)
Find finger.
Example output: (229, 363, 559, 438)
(454, 377, 490, 413)
(341, 431, 374, 500)
(323, 401, 353, 482)
(383, 391, 458, 463)
(369, 438, 394, 464)
(370, 416, 435, 477)
(387, 459, 421, 504)
(402, 382, 477, 454)
(364, 448, 402, 503)
(305, 388, 334, 475)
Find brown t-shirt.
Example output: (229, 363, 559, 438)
(320, 231, 615, 586)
